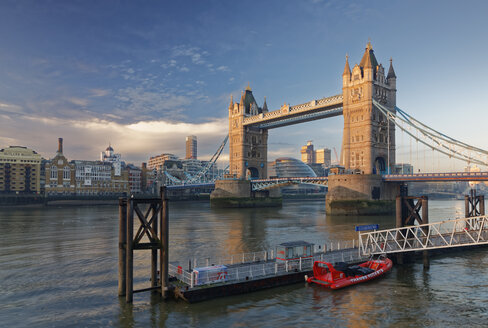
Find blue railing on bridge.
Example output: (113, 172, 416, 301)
(383, 172, 488, 182)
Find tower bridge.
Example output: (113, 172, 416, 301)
(228, 41, 396, 181)
(201, 41, 488, 214)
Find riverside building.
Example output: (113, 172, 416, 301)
(0, 145, 42, 194)
(44, 138, 76, 196)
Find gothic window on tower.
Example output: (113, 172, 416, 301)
(351, 152, 355, 166)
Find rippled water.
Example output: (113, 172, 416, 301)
(1, 199, 487, 327)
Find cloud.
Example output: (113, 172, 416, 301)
(89, 89, 110, 97)
(115, 86, 192, 121)
(179, 66, 190, 72)
(0, 113, 228, 164)
(0, 102, 23, 114)
(216, 65, 229, 72)
(67, 97, 89, 107)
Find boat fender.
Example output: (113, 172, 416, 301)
(304, 275, 308, 282)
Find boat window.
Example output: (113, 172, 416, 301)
(296, 246, 304, 257)
(287, 247, 293, 259)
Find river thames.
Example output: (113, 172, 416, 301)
(1, 199, 487, 327)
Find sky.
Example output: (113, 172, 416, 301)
(1, 0, 488, 171)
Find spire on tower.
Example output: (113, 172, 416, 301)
(262, 96, 268, 112)
(229, 94, 234, 109)
(359, 41, 378, 69)
(240, 90, 245, 104)
(343, 53, 351, 76)
(387, 57, 396, 79)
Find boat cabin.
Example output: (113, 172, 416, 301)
(276, 241, 314, 261)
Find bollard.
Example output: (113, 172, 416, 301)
(126, 198, 134, 303)
(161, 187, 169, 299)
(118, 198, 127, 297)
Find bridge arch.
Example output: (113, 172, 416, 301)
(246, 167, 260, 179)
(374, 157, 386, 174)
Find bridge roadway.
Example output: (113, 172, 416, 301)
(242, 94, 343, 129)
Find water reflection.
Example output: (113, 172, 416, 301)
(1, 199, 488, 327)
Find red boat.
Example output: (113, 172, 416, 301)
(306, 256, 393, 289)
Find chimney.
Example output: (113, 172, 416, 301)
(58, 138, 63, 154)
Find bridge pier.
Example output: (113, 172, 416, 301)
(210, 179, 282, 208)
(395, 195, 429, 268)
(465, 189, 485, 218)
(326, 174, 398, 215)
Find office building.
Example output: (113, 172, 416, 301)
(186, 135, 197, 159)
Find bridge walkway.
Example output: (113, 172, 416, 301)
(359, 215, 488, 256)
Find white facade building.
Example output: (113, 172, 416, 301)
(101, 145, 122, 176)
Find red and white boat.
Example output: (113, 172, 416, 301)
(306, 256, 393, 289)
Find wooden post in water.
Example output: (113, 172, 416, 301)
(465, 195, 470, 218)
(151, 202, 158, 291)
(395, 196, 404, 264)
(480, 195, 485, 216)
(118, 198, 127, 296)
(161, 187, 169, 299)
(421, 196, 430, 269)
(126, 198, 134, 303)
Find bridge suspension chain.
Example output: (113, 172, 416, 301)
(185, 135, 229, 184)
(373, 100, 488, 168)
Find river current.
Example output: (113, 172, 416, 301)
(1, 199, 487, 327)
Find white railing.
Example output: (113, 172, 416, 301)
(359, 215, 488, 256)
(169, 240, 368, 289)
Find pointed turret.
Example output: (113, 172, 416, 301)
(359, 41, 378, 69)
(387, 58, 396, 79)
(228, 94, 234, 110)
(262, 96, 268, 113)
(240, 90, 245, 105)
(343, 54, 351, 77)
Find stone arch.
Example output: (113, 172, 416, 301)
(246, 167, 260, 180)
(374, 157, 386, 174)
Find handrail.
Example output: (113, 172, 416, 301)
(359, 215, 488, 256)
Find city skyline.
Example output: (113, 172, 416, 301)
(1, 1, 488, 171)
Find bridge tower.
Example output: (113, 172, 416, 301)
(228, 85, 268, 179)
(341, 42, 397, 174)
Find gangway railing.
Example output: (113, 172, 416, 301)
(359, 215, 488, 256)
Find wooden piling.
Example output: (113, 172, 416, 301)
(126, 198, 134, 303)
(421, 197, 429, 269)
(151, 203, 158, 291)
(118, 198, 127, 297)
(161, 187, 169, 299)
(465, 195, 470, 218)
(480, 195, 485, 216)
(395, 196, 403, 264)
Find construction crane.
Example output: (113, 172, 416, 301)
(333, 147, 339, 165)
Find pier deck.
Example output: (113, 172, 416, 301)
(168, 247, 366, 303)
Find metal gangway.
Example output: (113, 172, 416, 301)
(359, 215, 488, 256)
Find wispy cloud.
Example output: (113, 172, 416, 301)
(216, 65, 229, 72)
(89, 89, 110, 97)
(67, 97, 88, 107)
(0, 102, 23, 114)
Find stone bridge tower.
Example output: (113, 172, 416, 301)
(228, 85, 268, 179)
(341, 42, 397, 174)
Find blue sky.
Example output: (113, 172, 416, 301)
(1, 0, 488, 171)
